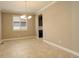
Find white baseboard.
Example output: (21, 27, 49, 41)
(43, 40, 79, 57)
(3, 36, 36, 42)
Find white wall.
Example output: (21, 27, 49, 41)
(72, 2, 79, 52)
(35, 1, 79, 55)
(0, 11, 2, 43)
(42, 1, 72, 50)
(35, 15, 39, 39)
(2, 13, 36, 39)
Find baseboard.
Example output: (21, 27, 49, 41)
(3, 36, 36, 42)
(43, 40, 79, 57)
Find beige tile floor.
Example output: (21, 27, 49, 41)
(0, 39, 77, 58)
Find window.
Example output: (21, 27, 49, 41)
(13, 16, 27, 31)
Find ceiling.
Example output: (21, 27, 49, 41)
(0, 1, 51, 14)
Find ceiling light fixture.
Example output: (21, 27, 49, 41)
(28, 16, 32, 19)
(20, 15, 27, 19)
(20, 1, 32, 20)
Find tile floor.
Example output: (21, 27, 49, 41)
(0, 39, 77, 58)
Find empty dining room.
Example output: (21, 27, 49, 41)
(0, 1, 79, 58)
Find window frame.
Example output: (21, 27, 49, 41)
(12, 15, 28, 31)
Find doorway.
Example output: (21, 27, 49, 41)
(38, 14, 43, 38)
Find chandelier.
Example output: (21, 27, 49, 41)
(20, 1, 32, 20)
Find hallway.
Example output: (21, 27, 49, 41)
(0, 39, 75, 58)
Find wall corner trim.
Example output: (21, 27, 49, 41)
(35, 1, 56, 14)
(43, 39, 79, 57)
